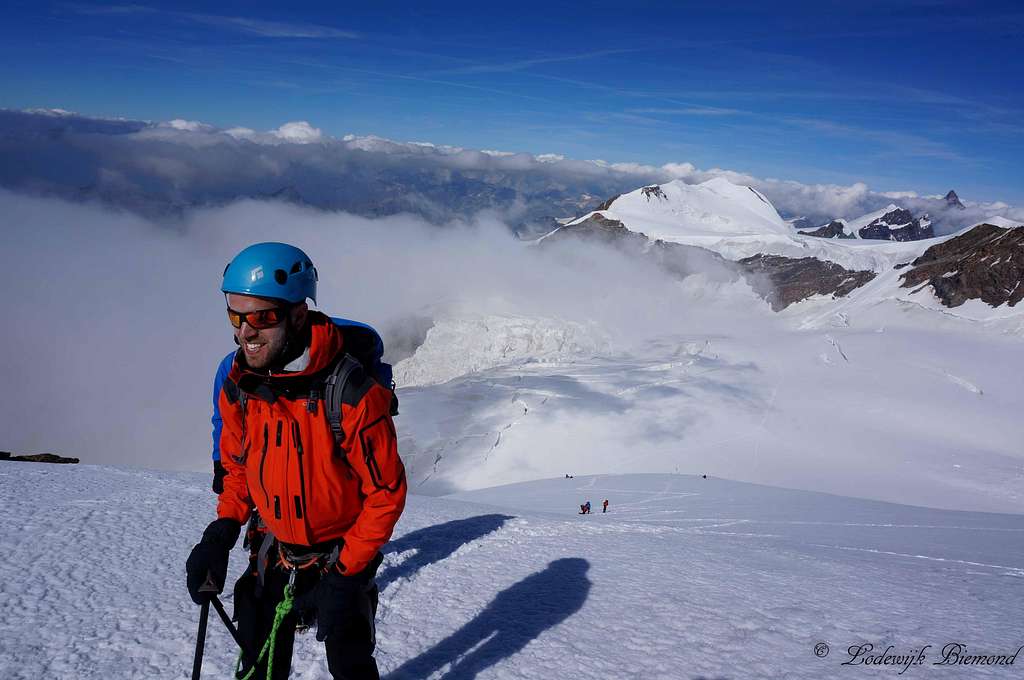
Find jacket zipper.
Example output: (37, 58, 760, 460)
(258, 422, 270, 507)
(364, 436, 384, 487)
(293, 422, 309, 520)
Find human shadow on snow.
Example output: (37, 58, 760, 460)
(385, 557, 591, 679)
(377, 514, 514, 592)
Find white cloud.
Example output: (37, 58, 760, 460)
(1, 108, 1020, 235)
(24, 107, 77, 117)
(0, 189, 721, 471)
(224, 127, 256, 139)
(163, 118, 214, 132)
(272, 121, 323, 143)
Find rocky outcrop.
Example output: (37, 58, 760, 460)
(0, 451, 80, 464)
(945, 190, 966, 210)
(899, 223, 1024, 308)
(738, 255, 876, 311)
(641, 185, 668, 202)
(799, 220, 854, 239)
(544, 212, 636, 245)
(858, 208, 933, 241)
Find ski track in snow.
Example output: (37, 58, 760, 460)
(3, 465, 1023, 679)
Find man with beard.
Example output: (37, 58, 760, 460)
(186, 242, 407, 680)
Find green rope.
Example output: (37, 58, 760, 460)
(235, 582, 295, 680)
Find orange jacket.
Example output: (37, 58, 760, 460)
(216, 313, 407, 574)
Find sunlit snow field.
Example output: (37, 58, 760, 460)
(1, 465, 1021, 679)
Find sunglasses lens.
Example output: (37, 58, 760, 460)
(227, 306, 288, 329)
(249, 309, 282, 329)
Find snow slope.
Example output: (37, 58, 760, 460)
(393, 302, 1024, 513)
(578, 178, 791, 240)
(2, 464, 1022, 680)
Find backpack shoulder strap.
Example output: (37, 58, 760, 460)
(323, 353, 371, 447)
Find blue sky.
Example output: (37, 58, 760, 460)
(2, 1, 1022, 203)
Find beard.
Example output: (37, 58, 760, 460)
(238, 317, 306, 372)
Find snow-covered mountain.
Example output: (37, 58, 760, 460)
(541, 177, 1023, 316)
(585, 178, 791, 240)
(4, 464, 1021, 679)
(798, 204, 934, 241)
(798, 204, 937, 241)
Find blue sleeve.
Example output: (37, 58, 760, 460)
(211, 351, 235, 462)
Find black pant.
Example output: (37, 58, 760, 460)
(233, 557, 381, 680)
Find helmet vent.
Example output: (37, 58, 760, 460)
(274, 269, 288, 285)
(290, 261, 302, 274)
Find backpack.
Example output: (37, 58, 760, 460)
(314, 317, 399, 447)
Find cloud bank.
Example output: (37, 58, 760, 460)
(3, 109, 1020, 235)
(0, 188, 734, 471)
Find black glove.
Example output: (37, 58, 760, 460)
(298, 553, 382, 642)
(186, 518, 240, 605)
(212, 459, 227, 494)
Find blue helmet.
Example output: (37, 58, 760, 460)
(221, 242, 318, 304)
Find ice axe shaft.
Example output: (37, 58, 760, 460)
(191, 600, 210, 680)
(210, 595, 257, 666)
(191, 570, 221, 679)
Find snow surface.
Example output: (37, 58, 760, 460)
(394, 314, 613, 387)
(393, 296, 1023, 513)
(2, 463, 1022, 679)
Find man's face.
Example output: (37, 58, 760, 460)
(226, 293, 306, 369)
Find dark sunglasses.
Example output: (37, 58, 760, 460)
(227, 305, 290, 330)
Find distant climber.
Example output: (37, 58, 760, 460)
(602, 499, 609, 513)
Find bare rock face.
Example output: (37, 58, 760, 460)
(799, 220, 854, 239)
(641, 185, 668, 202)
(859, 208, 934, 241)
(899, 223, 1024, 308)
(544, 212, 637, 246)
(738, 255, 876, 311)
(0, 451, 80, 464)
